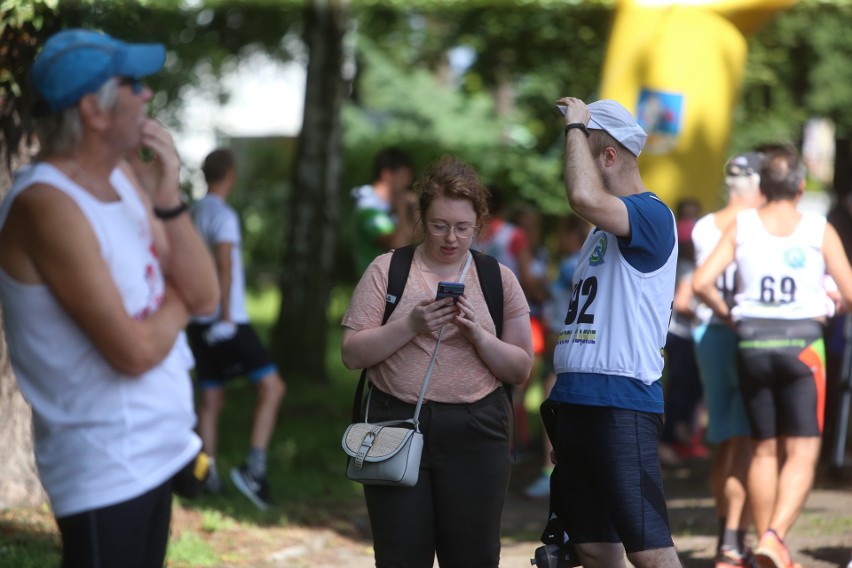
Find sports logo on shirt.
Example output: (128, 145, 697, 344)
(589, 235, 608, 266)
(783, 247, 806, 269)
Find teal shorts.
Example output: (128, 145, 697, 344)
(693, 323, 751, 443)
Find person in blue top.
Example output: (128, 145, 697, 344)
(548, 98, 681, 567)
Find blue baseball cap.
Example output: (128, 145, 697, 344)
(32, 28, 165, 113)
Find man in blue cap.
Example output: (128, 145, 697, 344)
(547, 98, 681, 567)
(0, 29, 219, 567)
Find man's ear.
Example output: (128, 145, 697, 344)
(603, 146, 618, 167)
(78, 94, 109, 131)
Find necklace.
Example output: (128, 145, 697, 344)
(64, 160, 116, 201)
(417, 246, 468, 281)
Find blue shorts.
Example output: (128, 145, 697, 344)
(186, 323, 277, 390)
(693, 324, 751, 444)
(553, 403, 673, 553)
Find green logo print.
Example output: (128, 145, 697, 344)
(589, 234, 608, 266)
(783, 247, 805, 269)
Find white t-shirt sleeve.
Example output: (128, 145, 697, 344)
(212, 208, 240, 245)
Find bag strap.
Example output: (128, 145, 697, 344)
(472, 249, 503, 339)
(351, 245, 417, 423)
(365, 253, 474, 425)
(351, 245, 505, 422)
(471, 249, 514, 408)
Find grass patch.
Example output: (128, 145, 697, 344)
(1, 285, 365, 565)
(199, 509, 236, 534)
(0, 509, 61, 568)
(166, 533, 218, 567)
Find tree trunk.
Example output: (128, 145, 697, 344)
(0, 158, 46, 510)
(273, 0, 349, 382)
(0, 325, 46, 510)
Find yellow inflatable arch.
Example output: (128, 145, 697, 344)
(600, 0, 797, 211)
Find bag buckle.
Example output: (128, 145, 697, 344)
(354, 426, 382, 469)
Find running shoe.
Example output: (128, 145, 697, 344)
(230, 465, 273, 510)
(523, 474, 551, 500)
(754, 529, 793, 568)
(204, 466, 223, 494)
(715, 546, 757, 568)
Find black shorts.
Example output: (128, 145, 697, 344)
(186, 323, 277, 389)
(56, 477, 173, 568)
(553, 403, 673, 553)
(736, 318, 826, 440)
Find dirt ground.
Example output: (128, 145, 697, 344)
(259, 458, 852, 568)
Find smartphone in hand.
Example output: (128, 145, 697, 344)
(436, 282, 465, 304)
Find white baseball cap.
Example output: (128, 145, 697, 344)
(587, 99, 648, 157)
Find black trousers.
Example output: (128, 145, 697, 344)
(56, 477, 173, 568)
(363, 387, 512, 568)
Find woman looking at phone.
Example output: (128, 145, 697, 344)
(341, 156, 533, 567)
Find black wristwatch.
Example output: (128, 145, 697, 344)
(154, 201, 188, 220)
(564, 123, 590, 138)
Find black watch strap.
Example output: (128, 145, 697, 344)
(564, 122, 590, 138)
(154, 201, 188, 220)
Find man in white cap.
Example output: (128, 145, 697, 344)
(547, 98, 681, 567)
(0, 28, 218, 566)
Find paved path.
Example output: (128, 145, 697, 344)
(270, 460, 852, 567)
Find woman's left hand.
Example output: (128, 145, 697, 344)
(453, 295, 484, 344)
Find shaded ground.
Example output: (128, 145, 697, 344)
(2, 456, 850, 567)
(274, 458, 852, 568)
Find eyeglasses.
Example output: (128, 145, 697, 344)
(426, 221, 475, 239)
(118, 76, 143, 94)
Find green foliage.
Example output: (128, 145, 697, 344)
(8, 0, 852, 281)
(346, 1, 611, 215)
(166, 532, 218, 567)
(0, 509, 60, 568)
(1, 0, 304, 166)
(0, 0, 62, 167)
(54, 0, 304, 126)
(228, 136, 297, 287)
(199, 509, 237, 533)
(736, 0, 852, 150)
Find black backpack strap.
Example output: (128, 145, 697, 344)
(472, 250, 503, 339)
(470, 249, 516, 408)
(383, 245, 415, 324)
(351, 245, 416, 423)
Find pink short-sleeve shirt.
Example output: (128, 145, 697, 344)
(342, 251, 529, 404)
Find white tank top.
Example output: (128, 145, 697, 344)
(732, 208, 827, 321)
(477, 221, 520, 277)
(0, 163, 200, 518)
(692, 212, 737, 326)
(553, 219, 678, 385)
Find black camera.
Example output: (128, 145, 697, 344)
(436, 281, 465, 303)
(530, 543, 580, 568)
(531, 513, 581, 567)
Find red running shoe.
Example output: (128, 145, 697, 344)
(754, 529, 793, 568)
